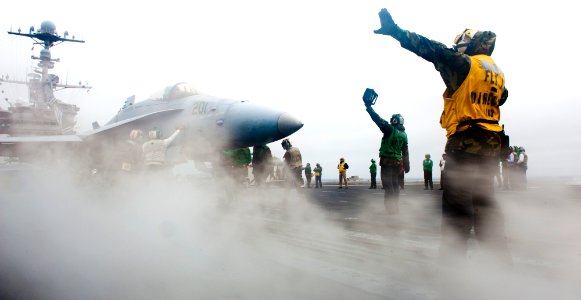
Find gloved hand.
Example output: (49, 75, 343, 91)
(373, 8, 397, 36)
(403, 160, 410, 173)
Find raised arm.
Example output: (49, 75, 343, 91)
(365, 106, 394, 136)
(373, 8, 471, 94)
(163, 129, 181, 146)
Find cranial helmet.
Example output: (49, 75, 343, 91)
(281, 138, 292, 150)
(148, 128, 160, 139)
(371, 159, 375, 163)
(425, 154, 431, 158)
(453, 28, 478, 53)
(129, 129, 143, 140)
(390, 114, 404, 126)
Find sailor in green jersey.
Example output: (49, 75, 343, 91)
(363, 94, 410, 213)
(313, 163, 323, 188)
(252, 144, 272, 187)
(369, 159, 378, 189)
(222, 147, 252, 186)
(423, 154, 434, 190)
(304, 163, 313, 188)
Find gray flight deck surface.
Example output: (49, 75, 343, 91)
(0, 173, 580, 299)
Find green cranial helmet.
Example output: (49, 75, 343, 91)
(390, 114, 404, 126)
(371, 159, 375, 163)
(425, 154, 431, 158)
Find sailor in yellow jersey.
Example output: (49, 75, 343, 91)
(374, 8, 511, 266)
(337, 157, 349, 189)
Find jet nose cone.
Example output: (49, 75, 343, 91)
(278, 112, 303, 137)
(223, 101, 304, 148)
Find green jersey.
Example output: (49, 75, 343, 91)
(423, 159, 433, 171)
(313, 166, 322, 176)
(369, 162, 377, 173)
(366, 107, 409, 160)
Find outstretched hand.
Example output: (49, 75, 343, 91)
(373, 8, 396, 36)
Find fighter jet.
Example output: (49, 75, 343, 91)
(0, 82, 303, 167)
(1, 20, 303, 171)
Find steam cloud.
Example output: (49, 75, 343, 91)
(0, 161, 580, 299)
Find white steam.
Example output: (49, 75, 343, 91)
(1, 164, 580, 299)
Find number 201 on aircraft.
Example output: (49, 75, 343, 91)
(192, 102, 208, 115)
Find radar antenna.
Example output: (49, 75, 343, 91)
(0, 21, 91, 136)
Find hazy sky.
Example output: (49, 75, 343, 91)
(1, 0, 580, 180)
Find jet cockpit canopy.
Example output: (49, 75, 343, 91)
(148, 82, 198, 101)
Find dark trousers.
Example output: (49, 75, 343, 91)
(398, 173, 404, 189)
(440, 152, 511, 265)
(253, 167, 266, 187)
(381, 164, 400, 213)
(305, 175, 312, 188)
(315, 176, 322, 188)
(370, 172, 377, 188)
(424, 170, 433, 189)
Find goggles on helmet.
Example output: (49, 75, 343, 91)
(390, 114, 404, 126)
(453, 28, 478, 52)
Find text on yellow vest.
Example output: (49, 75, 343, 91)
(440, 55, 504, 137)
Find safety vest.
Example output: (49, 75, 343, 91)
(338, 162, 347, 173)
(143, 140, 169, 165)
(440, 54, 504, 137)
(314, 166, 322, 177)
(285, 147, 302, 168)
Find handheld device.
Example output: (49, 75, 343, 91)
(362, 88, 378, 106)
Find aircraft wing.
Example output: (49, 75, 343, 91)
(0, 135, 83, 144)
(80, 108, 184, 138)
(0, 109, 183, 144)
(0, 108, 184, 160)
